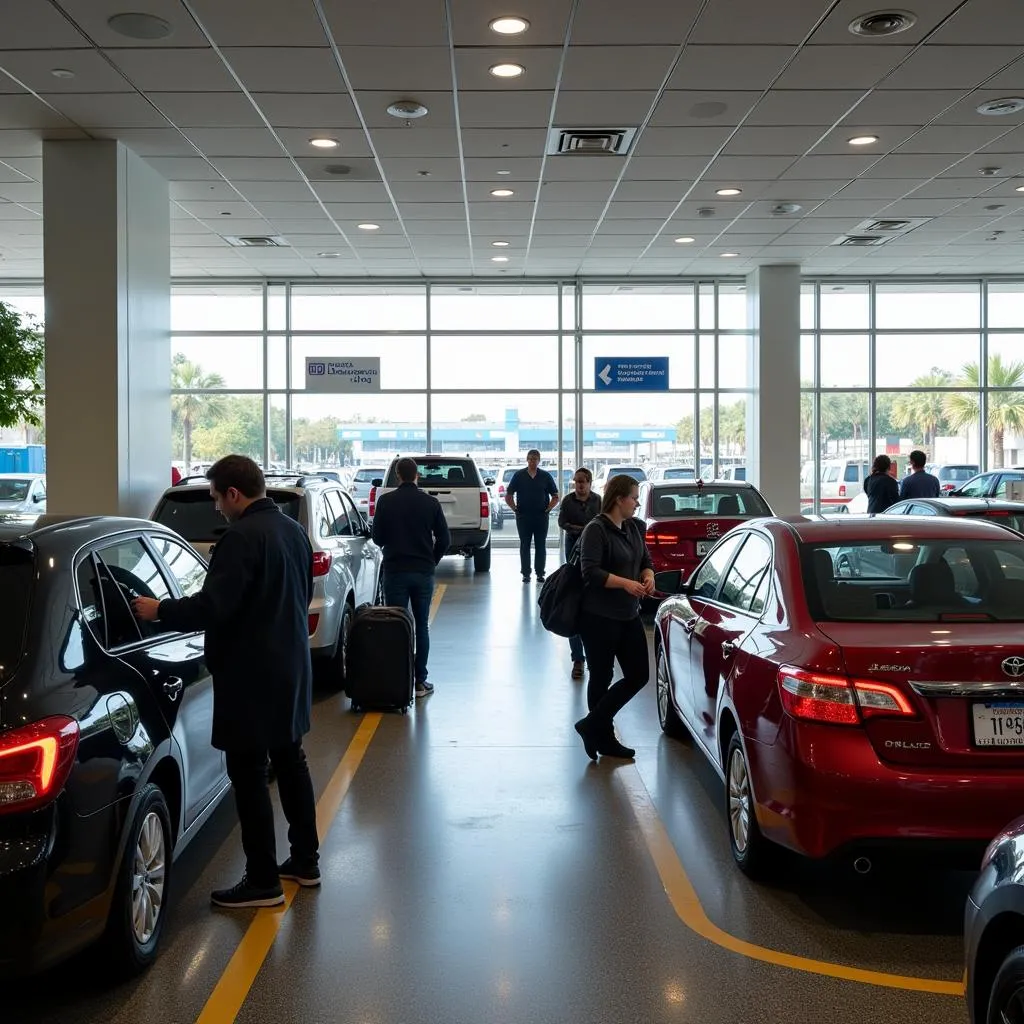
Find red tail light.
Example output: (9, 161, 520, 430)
(0, 717, 80, 814)
(480, 489, 490, 520)
(498, 485, 505, 497)
(646, 525, 679, 546)
(838, 484, 847, 497)
(312, 551, 333, 577)
(778, 667, 914, 726)
(368, 485, 377, 518)
(308, 614, 319, 635)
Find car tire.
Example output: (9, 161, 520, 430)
(987, 946, 1024, 1024)
(329, 602, 354, 692)
(656, 642, 688, 740)
(725, 732, 773, 880)
(103, 783, 173, 976)
(493, 513, 504, 531)
(473, 544, 492, 572)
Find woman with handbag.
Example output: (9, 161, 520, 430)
(557, 467, 601, 679)
(573, 474, 655, 760)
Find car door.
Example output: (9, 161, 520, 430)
(93, 534, 223, 829)
(324, 489, 365, 605)
(336, 489, 379, 606)
(994, 473, 1024, 498)
(688, 533, 773, 758)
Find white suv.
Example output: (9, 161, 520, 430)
(370, 456, 492, 572)
(150, 472, 383, 688)
(349, 465, 388, 517)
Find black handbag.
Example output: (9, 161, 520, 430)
(537, 543, 583, 638)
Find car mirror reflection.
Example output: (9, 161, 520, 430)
(371, 478, 383, 488)
(654, 570, 683, 595)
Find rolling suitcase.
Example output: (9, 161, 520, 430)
(345, 604, 415, 712)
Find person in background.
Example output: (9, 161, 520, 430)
(557, 467, 601, 679)
(506, 449, 559, 583)
(864, 454, 900, 514)
(132, 455, 321, 907)
(899, 449, 941, 500)
(372, 457, 450, 698)
(573, 474, 655, 761)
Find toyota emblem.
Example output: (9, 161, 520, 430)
(1002, 657, 1024, 678)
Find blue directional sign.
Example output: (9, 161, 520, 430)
(594, 357, 669, 392)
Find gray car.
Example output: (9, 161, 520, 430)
(0, 473, 46, 513)
(150, 472, 383, 689)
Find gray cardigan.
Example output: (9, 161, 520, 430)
(578, 514, 654, 621)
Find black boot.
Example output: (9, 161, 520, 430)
(597, 727, 635, 759)
(574, 716, 600, 761)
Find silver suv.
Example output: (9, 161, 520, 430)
(150, 473, 383, 688)
(349, 465, 388, 518)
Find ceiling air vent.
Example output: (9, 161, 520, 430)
(545, 127, 638, 156)
(224, 235, 287, 247)
(838, 235, 888, 247)
(864, 219, 911, 232)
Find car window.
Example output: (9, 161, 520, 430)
(823, 467, 839, 483)
(76, 556, 113, 649)
(662, 468, 695, 479)
(939, 466, 978, 482)
(910, 503, 936, 515)
(957, 475, 991, 497)
(0, 479, 30, 502)
(690, 534, 745, 601)
(339, 490, 365, 532)
(940, 546, 979, 596)
(149, 536, 207, 598)
(652, 486, 771, 516)
(385, 459, 480, 488)
(325, 490, 354, 536)
(995, 473, 1024, 499)
(843, 464, 860, 483)
(0, 543, 33, 681)
(153, 488, 302, 541)
(719, 534, 773, 613)
(92, 538, 172, 646)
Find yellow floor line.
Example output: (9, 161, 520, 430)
(429, 583, 446, 624)
(618, 768, 965, 997)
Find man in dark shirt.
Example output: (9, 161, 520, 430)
(899, 450, 941, 500)
(372, 458, 451, 697)
(557, 467, 601, 678)
(506, 449, 559, 583)
(864, 454, 900, 514)
(133, 455, 321, 908)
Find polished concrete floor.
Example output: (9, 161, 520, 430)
(10, 550, 972, 1024)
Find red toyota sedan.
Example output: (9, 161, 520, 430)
(654, 515, 1024, 878)
(636, 480, 773, 576)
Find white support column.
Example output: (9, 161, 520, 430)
(43, 141, 170, 518)
(747, 265, 801, 515)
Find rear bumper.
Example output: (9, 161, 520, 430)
(650, 550, 699, 575)
(749, 719, 1024, 859)
(307, 590, 340, 654)
(447, 528, 489, 553)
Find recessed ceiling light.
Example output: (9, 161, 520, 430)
(491, 188, 515, 197)
(490, 63, 525, 79)
(716, 187, 742, 196)
(309, 137, 339, 149)
(50, 68, 75, 79)
(980, 166, 1003, 176)
(357, 223, 380, 230)
(107, 12, 172, 39)
(491, 240, 510, 247)
(496, 169, 512, 175)
(848, 135, 879, 146)
(674, 236, 695, 244)
(848, 10, 917, 37)
(491, 256, 509, 262)
(977, 97, 1024, 116)
(720, 252, 740, 258)
(386, 100, 429, 119)
(317, 252, 342, 258)
(490, 16, 530, 34)
(1016, 184, 1024, 192)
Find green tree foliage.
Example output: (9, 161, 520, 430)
(0, 301, 44, 429)
(171, 353, 226, 467)
(889, 369, 953, 445)
(945, 355, 1024, 468)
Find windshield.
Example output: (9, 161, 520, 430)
(0, 480, 30, 502)
(662, 468, 695, 479)
(153, 489, 302, 541)
(803, 538, 1024, 622)
(610, 467, 647, 482)
(653, 486, 771, 516)
(968, 512, 1024, 533)
(385, 460, 480, 488)
(0, 544, 33, 681)
(938, 466, 978, 482)
(353, 469, 384, 484)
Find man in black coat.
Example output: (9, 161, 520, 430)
(133, 455, 320, 908)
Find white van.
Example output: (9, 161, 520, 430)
(819, 458, 869, 509)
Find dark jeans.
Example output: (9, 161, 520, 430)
(225, 741, 319, 888)
(565, 531, 585, 662)
(384, 569, 434, 684)
(517, 512, 550, 576)
(578, 613, 650, 731)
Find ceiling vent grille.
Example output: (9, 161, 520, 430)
(545, 127, 638, 156)
(225, 235, 287, 247)
(864, 219, 911, 232)
(838, 235, 887, 246)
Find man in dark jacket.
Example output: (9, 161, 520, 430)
(864, 454, 900, 514)
(372, 457, 450, 697)
(899, 449, 941, 499)
(132, 455, 320, 909)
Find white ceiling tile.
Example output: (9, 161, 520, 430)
(930, 0, 1024, 46)
(831, 178, 911, 200)
(649, 91, 760, 127)
(460, 127, 547, 158)
(391, 180, 466, 202)
(780, 154, 878, 179)
(0, 183, 41, 203)
(631, 126, 734, 157)
(340, 47, 452, 91)
(142, 156, 223, 180)
(148, 91, 265, 127)
(231, 180, 317, 202)
(380, 157, 464, 181)
(178, 199, 257, 218)
(458, 91, 553, 129)
(691, 0, 824, 44)
(706, 154, 795, 179)
(0, 49, 134, 96)
(812, 0, 967, 45)
(761, 179, 851, 200)
(553, 91, 657, 125)
(896, 125, 1014, 154)
(56, 0, 209, 47)
(183, 126, 284, 158)
(862, 154, 963, 178)
(372, 126, 464, 158)
(535, 156, 624, 181)
(208, 157, 303, 181)
(541, 181, 616, 202)
(852, 90, 970, 126)
(935, 88, 1024, 126)
(775, 46, 912, 90)
(723, 125, 826, 156)
(220, 47, 344, 93)
(107, 47, 239, 92)
(561, 46, 680, 91)
(0, 1, 90, 48)
(571, 0, 703, 45)
(624, 156, 711, 180)
(251, 92, 359, 129)
(746, 90, 865, 126)
(885, 46, 1022, 90)
(186, 0, 329, 46)
(454, 47, 564, 92)
(0, 95, 78, 130)
(668, 45, 793, 91)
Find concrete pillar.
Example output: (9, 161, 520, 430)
(43, 141, 170, 518)
(746, 265, 801, 515)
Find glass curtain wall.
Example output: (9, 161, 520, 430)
(0, 286, 45, 452)
(801, 280, 1024, 512)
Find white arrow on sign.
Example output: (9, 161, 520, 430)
(598, 363, 612, 386)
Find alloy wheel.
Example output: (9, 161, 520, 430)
(728, 746, 751, 854)
(1000, 988, 1024, 1024)
(656, 649, 670, 726)
(131, 811, 166, 945)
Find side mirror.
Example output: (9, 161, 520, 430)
(32, 492, 44, 503)
(654, 570, 683, 595)
(484, 477, 495, 486)
(371, 478, 383, 488)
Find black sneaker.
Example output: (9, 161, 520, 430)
(415, 680, 435, 698)
(279, 857, 321, 888)
(536, 573, 546, 582)
(211, 875, 284, 909)
(522, 574, 531, 583)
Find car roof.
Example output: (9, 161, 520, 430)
(0, 472, 43, 479)
(905, 497, 1024, 512)
(161, 476, 330, 497)
(775, 514, 1015, 542)
(0, 514, 175, 547)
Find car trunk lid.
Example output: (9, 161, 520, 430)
(645, 515, 750, 563)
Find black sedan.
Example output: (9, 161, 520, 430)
(0, 515, 228, 975)
(966, 817, 1024, 1023)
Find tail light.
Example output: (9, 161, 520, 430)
(312, 551, 333, 577)
(777, 667, 914, 727)
(0, 717, 80, 814)
(480, 489, 490, 520)
(368, 485, 377, 518)
(646, 525, 679, 546)
(838, 484, 847, 497)
(498, 485, 505, 497)
(308, 614, 320, 635)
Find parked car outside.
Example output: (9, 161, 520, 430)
(951, 469, 1024, 500)
(868, 497, 1024, 535)
(819, 458, 869, 510)
(372, 455, 492, 572)
(349, 466, 388, 516)
(965, 815, 1024, 1024)
(648, 466, 697, 482)
(0, 516, 230, 975)
(0, 473, 46, 513)
(594, 465, 647, 494)
(491, 467, 520, 526)
(635, 480, 772, 577)
(151, 473, 382, 688)
(654, 515, 1024, 879)
(926, 463, 979, 493)
(719, 466, 747, 481)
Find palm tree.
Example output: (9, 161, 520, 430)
(945, 355, 1024, 468)
(171, 353, 226, 469)
(890, 369, 952, 446)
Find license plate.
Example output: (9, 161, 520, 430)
(972, 702, 1024, 747)
(696, 541, 712, 556)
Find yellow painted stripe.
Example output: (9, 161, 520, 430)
(429, 583, 446, 625)
(619, 768, 965, 996)
(196, 714, 381, 1024)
